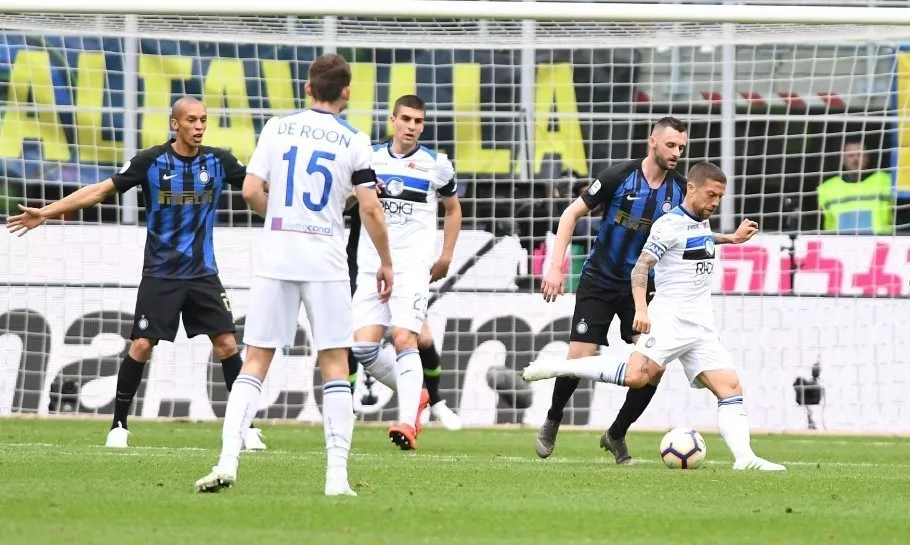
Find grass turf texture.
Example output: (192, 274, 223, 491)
(1, 419, 908, 545)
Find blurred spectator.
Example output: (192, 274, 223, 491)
(817, 137, 893, 235)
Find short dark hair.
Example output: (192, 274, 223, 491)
(307, 54, 351, 102)
(687, 162, 727, 187)
(843, 135, 866, 150)
(392, 94, 426, 115)
(651, 116, 687, 135)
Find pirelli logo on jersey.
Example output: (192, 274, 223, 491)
(158, 189, 214, 205)
(613, 209, 654, 231)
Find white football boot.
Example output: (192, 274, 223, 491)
(242, 427, 267, 451)
(194, 466, 237, 493)
(733, 457, 786, 471)
(105, 422, 130, 448)
(430, 400, 462, 430)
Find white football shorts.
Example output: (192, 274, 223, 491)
(634, 310, 734, 389)
(352, 271, 429, 334)
(243, 276, 352, 351)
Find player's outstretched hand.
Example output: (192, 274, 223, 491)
(541, 267, 565, 303)
(732, 218, 759, 244)
(632, 309, 651, 335)
(6, 204, 45, 237)
(429, 257, 451, 283)
(376, 264, 394, 303)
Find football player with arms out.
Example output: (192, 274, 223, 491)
(6, 96, 266, 451)
(194, 53, 394, 496)
(523, 162, 785, 471)
(535, 117, 688, 463)
(349, 94, 463, 449)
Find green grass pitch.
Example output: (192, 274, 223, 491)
(1, 419, 908, 545)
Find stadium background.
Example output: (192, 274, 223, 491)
(1, 1, 909, 434)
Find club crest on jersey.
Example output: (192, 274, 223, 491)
(576, 318, 588, 334)
(199, 170, 210, 183)
(645, 337, 656, 348)
(385, 177, 405, 196)
(661, 201, 672, 213)
(705, 238, 715, 257)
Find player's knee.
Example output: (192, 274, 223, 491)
(351, 342, 380, 366)
(649, 367, 666, 386)
(129, 338, 155, 362)
(391, 329, 418, 353)
(211, 333, 238, 360)
(625, 371, 650, 389)
(417, 328, 433, 349)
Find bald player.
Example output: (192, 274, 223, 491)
(7, 96, 265, 451)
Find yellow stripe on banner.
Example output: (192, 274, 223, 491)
(896, 52, 910, 194)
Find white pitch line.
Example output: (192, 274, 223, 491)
(1, 443, 907, 469)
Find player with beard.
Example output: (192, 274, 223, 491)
(535, 117, 688, 463)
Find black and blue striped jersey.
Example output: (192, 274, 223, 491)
(112, 140, 246, 279)
(579, 158, 687, 292)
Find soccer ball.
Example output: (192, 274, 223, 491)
(659, 427, 707, 469)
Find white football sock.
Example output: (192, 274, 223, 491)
(217, 374, 262, 473)
(546, 355, 627, 385)
(395, 349, 423, 427)
(352, 342, 397, 390)
(717, 395, 756, 462)
(323, 380, 355, 482)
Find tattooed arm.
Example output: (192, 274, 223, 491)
(631, 252, 658, 334)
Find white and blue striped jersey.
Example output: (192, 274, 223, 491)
(247, 109, 373, 281)
(641, 206, 717, 331)
(357, 142, 456, 275)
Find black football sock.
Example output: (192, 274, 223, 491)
(608, 383, 658, 439)
(220, 352, 243, 391)
(546, 376, 580, 423)
(419, 342, 442, 405)
(112, 355, 146, 430)
(347, 350, 359, 392)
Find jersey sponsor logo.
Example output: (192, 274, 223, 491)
(162, 173, 178, 180)
(625, 193, 641, 201)
(694, 261, 714, 286)
(588, 180, 601, 195)
(270, 217, 333, 236)
(407, 161, 432, 172)
(158, 189, 215, 205)
(382, 200, 414, 225)
(614, 209, 654, 231)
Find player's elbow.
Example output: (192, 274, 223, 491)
(241, 176, 263, 204)
(358, 195, 383, 219)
